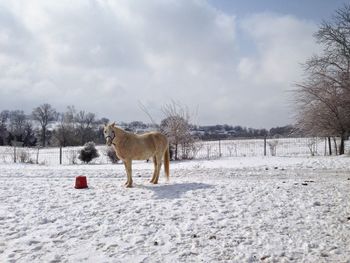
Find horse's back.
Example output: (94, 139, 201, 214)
(139, 131, 168, 149)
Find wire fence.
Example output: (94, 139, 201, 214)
(0, 137, 348, 165)
(0, 146, 111, 165)
(195, 137, 328, 159)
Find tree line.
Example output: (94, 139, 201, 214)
(194, 124, 294, 140)
(0, 104, 108, 147)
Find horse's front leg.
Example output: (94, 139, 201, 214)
(123, 159, 133, 188)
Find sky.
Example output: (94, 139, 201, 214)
(0, 0, 346, 128)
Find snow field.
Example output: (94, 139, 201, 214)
(0, 156, 350, 262)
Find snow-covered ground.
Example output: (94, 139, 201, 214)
(1, 156, 350, 262)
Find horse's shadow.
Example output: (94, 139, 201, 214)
(141, 182, 213, 199)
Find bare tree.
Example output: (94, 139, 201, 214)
(160, 101, 197, 160)
(9, 110, 27, 141)
(32, 103, 58, 147)
(75, 110, 96, 144)
(22, 122, 37, 146)
(53, 110, 77, 146)
(0, 110, 9, 145)
(0, 110, 9, 124)
(294, 4, 350, 154)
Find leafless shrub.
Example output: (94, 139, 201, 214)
(268, 140, 279, 156)
(2, 147, 12, 163)
(206, 145, 212, 160)
(227, 144, 237, 157)
(17, 149, 33, 163)
(105, 147, 120, 164)
(307, 138, 317, 156)
(66, 149, 78, 164)
(191, 141, 203, 159)
(181, 140, 203, 160)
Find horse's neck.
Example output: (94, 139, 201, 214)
(112, 127, 130, 148)
(113, 126, 127, 138)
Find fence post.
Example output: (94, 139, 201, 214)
(328, 137, 332, 155)
(219, 140, 222, 157)
(14, 146, 16, 163)
(264, 136, 267, 156)
(59, 146, 62, 165)
(36, 147, 40, 164)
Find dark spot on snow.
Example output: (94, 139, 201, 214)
(347, 216, 350, 221)
(265, 168, 269, 170)
(302, 183, 308, 186)
(261, 255, 270, 260)
(282, 181, 286, 183)
(209, 235, 216, 240)
(277, 186, 280, 189)
(191, 234, 198, 238)
(274, 167, 278, 169)
(153, 241, 158, 246)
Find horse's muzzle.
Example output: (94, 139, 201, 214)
(105, 134, 114, 146)
(106, 139, 112, 146)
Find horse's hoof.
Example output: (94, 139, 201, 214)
(126, 184, 133, 188)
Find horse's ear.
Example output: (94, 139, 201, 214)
(112, 122, 116, 127)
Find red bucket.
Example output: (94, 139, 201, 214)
(75, 176, 88, 189)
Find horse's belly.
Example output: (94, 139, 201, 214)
(133, 150, 154, 160)
(114, 145, 154, 160)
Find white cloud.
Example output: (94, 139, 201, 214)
(240, 13, 318, 84)
(232, 13, 319, 126)
(0, 1, 319, 128)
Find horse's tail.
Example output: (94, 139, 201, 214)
(164, 145, 170, 181)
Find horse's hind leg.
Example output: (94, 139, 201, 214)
(123, 159, 133, 188)
(154, 154, 162, 184)
(150, 156, 157, 183)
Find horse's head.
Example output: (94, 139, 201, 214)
(104, 122, 115, 146)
